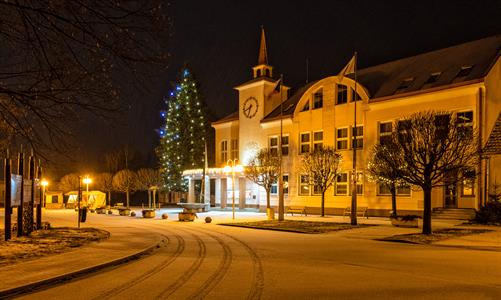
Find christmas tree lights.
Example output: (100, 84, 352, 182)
(157, 67, 209, 192)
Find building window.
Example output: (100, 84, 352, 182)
(231, 139, 239, 160)
(313, 90, 323, 109)
(313, 176, 322, 195)
(351, 88, 362, 101)
(395, 78, 414, 93)
(335, 173, 348, 195)
(313, 131, 323, 151)
(300, 132, 311, 154)
(269, 136, 279, 156)
(299, 174, 310, 195)
(378, 183, 411, 196)
(352, 125, 363, 149)
(355, 172, 364, 195)
(462, 169, 475, 197)
(281, 135, 289, 156)
(273, 174, 289, 195)
(336, 128, 348, 150)
(283, 175, 289, 195)
(379, 122, 393, 145)
(456, 111, 473, 138)
(301, 100, 310, 112)
(271, 181, 278, 195)
(336, 84, 348, 104)
(220, 140, 228, 163)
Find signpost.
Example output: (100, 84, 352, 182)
(4, 153, 11, 241)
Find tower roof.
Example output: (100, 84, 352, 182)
(258, 27, 268, 65)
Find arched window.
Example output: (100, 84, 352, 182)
(265, 69, 270, 77)
(256, 69, 261, 77)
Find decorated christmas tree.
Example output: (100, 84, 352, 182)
(157, 67, 208, 192)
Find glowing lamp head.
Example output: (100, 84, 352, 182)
(223, 166, 232, 174)
(41, 179, 49, 187)
(235, 165, 244, 173)
(83, 177, 92, 185)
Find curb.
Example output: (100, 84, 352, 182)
(0, 239, 163, 299)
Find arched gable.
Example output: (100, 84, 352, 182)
(293, 76, 370, 117)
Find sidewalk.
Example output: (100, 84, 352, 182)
(0, 225, 164, 297)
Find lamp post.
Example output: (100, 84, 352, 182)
(41, 179, 49, 208)
(223, 159, 243, 220)
(83, 176, 92, 206)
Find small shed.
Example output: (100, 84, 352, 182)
(45, 191, 64, 209)
(65, 190, 107, 210)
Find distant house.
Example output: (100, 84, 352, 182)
(45, 191, 64, 209)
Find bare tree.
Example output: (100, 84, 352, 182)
(58, 173, 80, 193)
(385, 111, 478, 234)
(367, 143, 408, 217)
(300, 146, 342, 217)
(245, 148, 280, 212)
(137, 168, 161, 207)
(95, 172, 114, 206)
(112, 169, 138, 208)
(0, 1, 169, 153)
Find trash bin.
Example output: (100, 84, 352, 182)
(80, 207, 88, 223)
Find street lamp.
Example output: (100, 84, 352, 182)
(83, 176, 92, 206)
(223, 159, 244, 220)
(41, 179, 49, 208)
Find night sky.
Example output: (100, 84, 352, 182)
(56, 0, 501, 178)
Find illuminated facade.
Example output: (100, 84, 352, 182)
(184, 32, 501, 215)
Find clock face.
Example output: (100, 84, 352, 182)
(243, 97, 259, 119)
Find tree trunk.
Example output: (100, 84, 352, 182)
(107, 191, 111, 207)
(390, 183, 397, 217)
(422, 185, 432, 235)
(126, 190, 130, 208)
(321, 191, 325, 217)
(266, 189, 271, 209)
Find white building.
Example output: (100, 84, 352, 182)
(184, 30, 501, 216)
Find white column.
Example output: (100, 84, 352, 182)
(188, 177, 195, 203)
(204, 176, 210, 205)
(239, 177, 246, 209)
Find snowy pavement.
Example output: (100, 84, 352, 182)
(1, 208, 501, 299)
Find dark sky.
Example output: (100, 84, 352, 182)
(54, 0, 501, 177)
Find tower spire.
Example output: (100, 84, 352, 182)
(258, 26, 268, 65)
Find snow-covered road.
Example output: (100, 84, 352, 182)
(14, 209, 501, 299)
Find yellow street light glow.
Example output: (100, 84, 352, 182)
(223, 165, 232, 174)
(41, 179, 49, 187)
(83, 177, 92, 185)
(235, 165, 244, 173)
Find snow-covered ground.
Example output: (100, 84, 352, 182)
(2, 208, 501, 299)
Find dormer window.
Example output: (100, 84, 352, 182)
(336, 84, 348, 105)
(425, 72, 441, 84)
(395, 78, 414, 93)
(453, 66, 473, 82)
(421, 72, 441, 89)
(313, 90, 323, 109)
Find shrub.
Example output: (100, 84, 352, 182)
(474, 201, 501, 224)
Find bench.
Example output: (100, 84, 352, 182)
(343, 206, 369, 218)
(286, 206, 307, 216)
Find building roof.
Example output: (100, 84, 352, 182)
(215, 35, 501, 125)
(262, 81, 318, 121)
(358, 35, 501, 100)
(258, 27, 268, 65)
(212, 110, 238, 125)
(484, 113, 501, 155)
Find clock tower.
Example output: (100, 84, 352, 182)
(234, 27, 288, 164)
